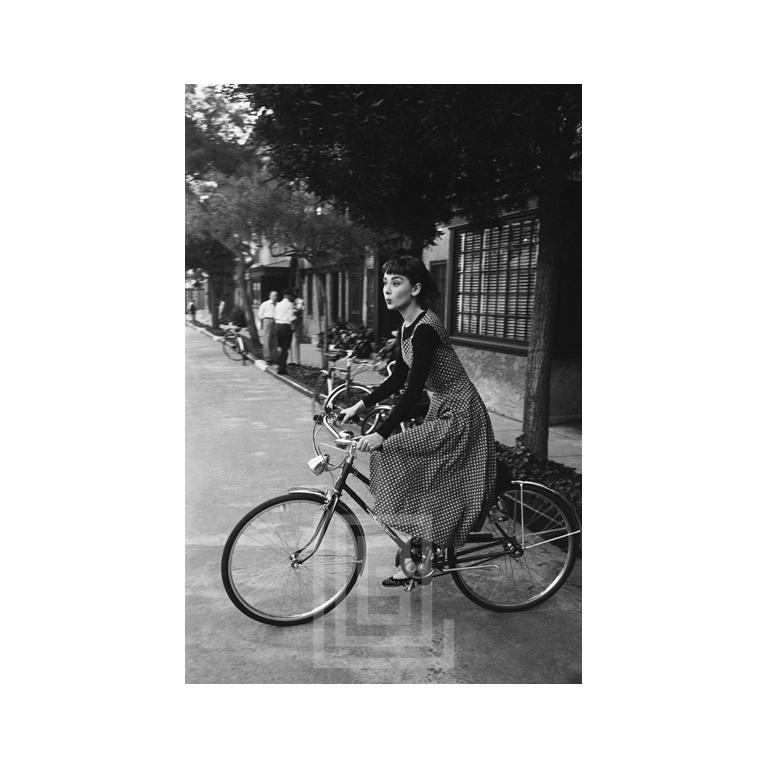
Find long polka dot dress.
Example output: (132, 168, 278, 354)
(369, 309, 497, 547)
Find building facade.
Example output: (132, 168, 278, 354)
(247, 197, 581, 425)
(420, 203, 581, 425)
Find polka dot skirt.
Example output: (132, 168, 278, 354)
(369, 309, 497, 547)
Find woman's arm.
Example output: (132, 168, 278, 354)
(360, 353, 408, 409)
(374, 325, 439, 440)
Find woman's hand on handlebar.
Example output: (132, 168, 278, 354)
(339, 400, 365, 424)
(357, 432, 384, 453)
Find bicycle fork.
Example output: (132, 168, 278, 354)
(292, 489, 338, 565)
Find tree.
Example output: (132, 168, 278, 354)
(186, 85, 265, 347)
(239, 85, 581, 457)
(186, 85, 387, 355)
(261, 189, 383, 354)
(184, 228, 235, 328)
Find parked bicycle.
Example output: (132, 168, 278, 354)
(221, 324, 249, 365)
(221, 408, 581, 626)
(310, 345, 381, 432)
(310, 352, 426, 455)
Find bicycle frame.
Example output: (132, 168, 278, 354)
(290, 446, 410, 565)
(290, 441, 520, 578)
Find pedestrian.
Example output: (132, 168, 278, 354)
(257, 291, 279, 364)
(274, 289, 296, 375)
(187, 299, 196, 322)
(292, 295, 304, 366)
(339, 255, 496, 586)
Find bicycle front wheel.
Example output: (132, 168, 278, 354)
(221, 492, 366, 626)
(222, 332, 242, 361)
(450, 483, 580, 612)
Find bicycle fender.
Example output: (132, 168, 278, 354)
(286, 486, 332, 500)
(500, 480, 581, 528)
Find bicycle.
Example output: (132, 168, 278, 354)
(310, 345, 382, 437)
(310, 355, 427, 456)
(221, 324, 249, 365)
(221, 408, 581, 626)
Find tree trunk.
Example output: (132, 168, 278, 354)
(316, 268, 330, 359)
(208, 276, 219, 328)
(521, 180, 567, 459)
(234, 253, 262, 357)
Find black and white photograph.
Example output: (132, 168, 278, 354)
(8, 1, 768, 762)
(185, 84, 582, 683)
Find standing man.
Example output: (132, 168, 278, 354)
(274, 289, 296, 375)
(187, 299, 196, 322)
(258, 291, 279, 364)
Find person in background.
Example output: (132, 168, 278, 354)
(187, 299, 196, 323)
(274, 289, 296, 375)
(258, 291, 279, 364)
(292, 295, 304, 366)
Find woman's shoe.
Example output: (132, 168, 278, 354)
(381, 575, 414, 588)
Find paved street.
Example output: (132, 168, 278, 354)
(186, 326, 581, 683)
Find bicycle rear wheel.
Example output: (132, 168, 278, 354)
(223, 331, 242, 361)
(221, 492, 366, 626)
(449, 483, 580, 612)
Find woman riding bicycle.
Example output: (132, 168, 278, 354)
(340, 255, 497, 586)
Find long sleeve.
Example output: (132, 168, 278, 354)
(374, 324, 439, 440)
(362, 352, 408, 408)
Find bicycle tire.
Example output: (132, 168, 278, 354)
(221, 492, 366, 626)
(310, 371, 331, 424)
(360, 406, 389, 436)
(222, 331, 243, 362)
(312, 382, 372, 455)
(449, 483, 580, 612)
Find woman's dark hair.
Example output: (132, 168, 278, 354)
(381, 255, 439, 309)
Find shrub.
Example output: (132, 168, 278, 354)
(495, 436, 582, 518)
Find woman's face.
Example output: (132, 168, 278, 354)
(383, 272, 420, 311)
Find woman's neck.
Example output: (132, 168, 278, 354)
(400, 303, 424, 327)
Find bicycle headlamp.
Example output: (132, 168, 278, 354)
(307, 454, 330, 476)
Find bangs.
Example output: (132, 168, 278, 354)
(381, 256, 416, 279)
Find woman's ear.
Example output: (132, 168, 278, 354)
(411, 282, 422, 297)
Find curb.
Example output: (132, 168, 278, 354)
(262, 366, 316, 399)
(186, 321, 221, 342)
(187, 321, 315, 398)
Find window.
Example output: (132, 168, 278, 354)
(453, 215, 539, 344)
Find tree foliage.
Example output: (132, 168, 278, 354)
(239, 84, 581, 250)
(185, 85, 386, 344)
